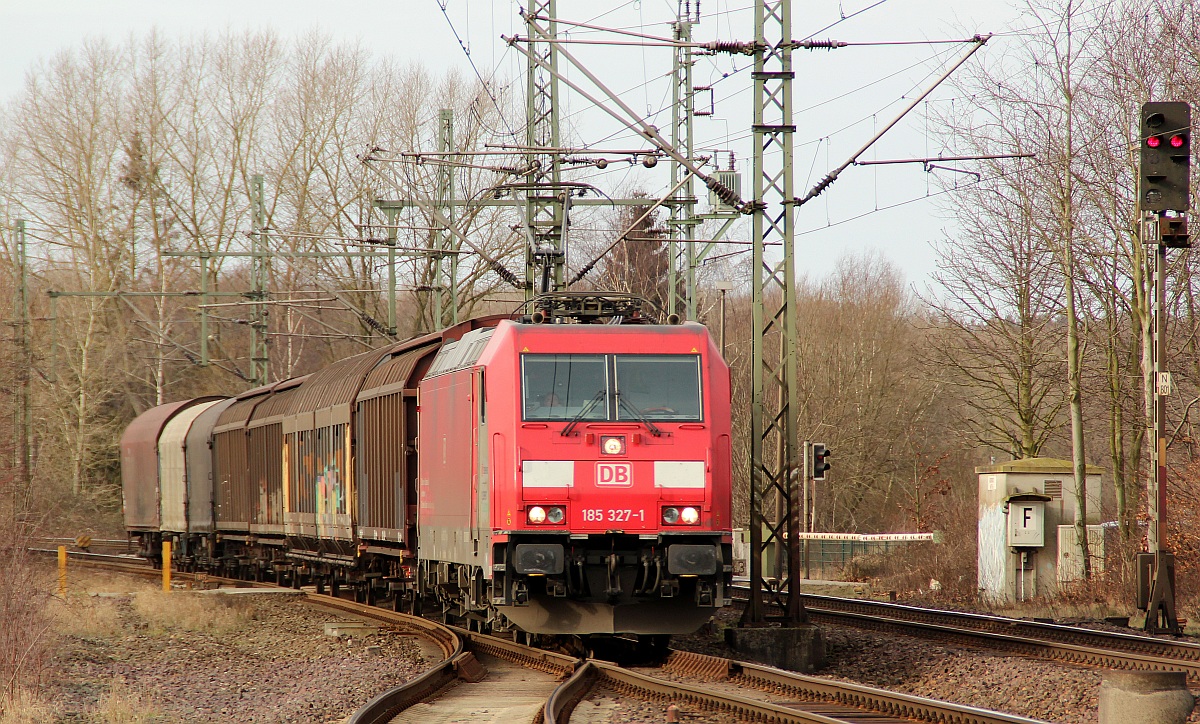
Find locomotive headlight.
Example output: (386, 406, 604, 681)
(546, 506, 566, 524)
(680, 506, 700, 525)
(527, 506, 547, 524)
(662, 507, 680, 524)
(601, 435, 626, 455)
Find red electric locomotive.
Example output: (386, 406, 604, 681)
(121, 295, 733, 638)
(417, 311, 733, 635)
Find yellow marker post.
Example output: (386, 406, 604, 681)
(57, 545, 67, 597)
(162, 540, 172, 592)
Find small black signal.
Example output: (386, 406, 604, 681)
(812, 443, 831, 481)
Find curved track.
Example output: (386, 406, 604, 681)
(43, 550, 1054, 723)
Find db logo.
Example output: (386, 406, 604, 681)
(596, 462, 633, 486)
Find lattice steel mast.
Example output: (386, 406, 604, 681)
(746, 0, 806, 626)
(523, 1, 568, 297)
(667, 8, 699, 320)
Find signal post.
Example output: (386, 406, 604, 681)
(1137, 101, 1190, 635)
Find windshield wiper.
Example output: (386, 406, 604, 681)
(561, 389, 607, 437)
(617, 394, 662, 437)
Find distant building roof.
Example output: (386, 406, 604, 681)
(975, 457, 1103, 475)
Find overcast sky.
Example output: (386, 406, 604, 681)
(1, 0, 1030, 289)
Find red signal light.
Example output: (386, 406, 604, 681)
(1147, 136, 1162, 148)
(1170, 134, 1186, 148)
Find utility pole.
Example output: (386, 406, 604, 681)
(745, 0, 806, 627)
(249, 174, 270, 387)
(435, 109, 460, 328)
(11, 220, 33, 510)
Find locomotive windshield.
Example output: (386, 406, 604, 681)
(522, 354, 702, 422)
(614, 355, 702, 421)
(522, 354, 609, 421)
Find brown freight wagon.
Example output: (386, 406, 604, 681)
(283, 347, 394, 542)
(246, 375, 309, 536)
(354, 338, 441, 545)
(212, 384, 274, 535)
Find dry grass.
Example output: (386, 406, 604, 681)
(132, 590, 254, 636)
(47, 594, 125, 640)
(0, 688, 59, 723)
(95, 678, 164, 723)
(0, 518, 51, 715)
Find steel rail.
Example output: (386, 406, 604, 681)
(453, 626, 580, 677)
(31, 548, 479, 724)
(252, 593, 477, 724)
(732, 586, 1200, 681)
(663, 649, 1047, 724)
(800, 592, 1200, 665)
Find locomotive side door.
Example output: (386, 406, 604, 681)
(472, 368, 489, 564)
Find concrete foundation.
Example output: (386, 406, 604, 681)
(724, 625, 825, 672)
(1099, 670, 1194, 724)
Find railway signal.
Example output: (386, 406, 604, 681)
(1139, 101, 1191, 213)
(811, 443, 831, 481)
(1139, 100, 1192, 636)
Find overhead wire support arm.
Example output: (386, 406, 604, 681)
(854, 152, 1035, 166)
(523, 12, 755, 53)
(505, 16, 749, 213)
(359, 157, 524, 288)
(793, 33, 992, 208)
(790, 35, 992, 49)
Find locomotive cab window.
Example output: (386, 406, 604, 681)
(521, 353, 702, 422)
(522, 355, 609, 421)
(615, 355, 702, 421)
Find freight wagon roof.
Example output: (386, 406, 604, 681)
(159, 398, 225, 452)
(214, 381, 278, 429)
(248, 375, 311, 427)
(188, 397, 238, 446)
(122, 399, 210, 453)
(358, 339, 442, 400)
(284, 346, 395, 415)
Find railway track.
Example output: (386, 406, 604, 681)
(732, 585, 1200, 682)
(43, 550, 1047, 723)
(547, 646, 1045, 724)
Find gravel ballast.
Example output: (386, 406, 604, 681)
(671, 609, 1200, 724)
(40, 580, 428, 723)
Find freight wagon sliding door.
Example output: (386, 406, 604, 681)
(214, 430, 252, 531)
(248, 423, 284, 535)
(356, 391, 411, 544)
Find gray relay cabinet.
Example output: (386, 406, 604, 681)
(976, 458, 1102, 602)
